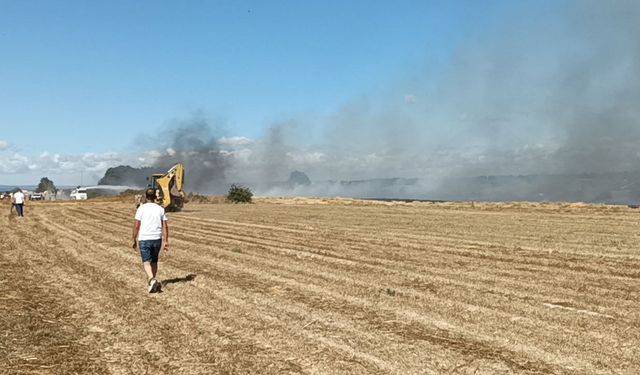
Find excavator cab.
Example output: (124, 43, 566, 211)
(148, 174, 163, 190)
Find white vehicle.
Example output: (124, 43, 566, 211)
(70, 187, 88, 200)
(30, 193, 44, 201)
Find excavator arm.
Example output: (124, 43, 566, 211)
(152, 163, 185, 211)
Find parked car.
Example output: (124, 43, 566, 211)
(30, 193, 44, 200)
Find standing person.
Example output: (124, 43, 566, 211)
(132, 188, 169, 293)
(12, 188, 25, 217)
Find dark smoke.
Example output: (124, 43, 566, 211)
(100, 116, 229, 193)
(152, 116, 229, 194)
(101, 114, 230, 193)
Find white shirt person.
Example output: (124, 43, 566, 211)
(132, 188, 169, 293)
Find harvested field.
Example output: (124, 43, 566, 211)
(1, 198, 639, 374)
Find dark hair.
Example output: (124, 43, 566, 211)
(145, 188, 156, 201)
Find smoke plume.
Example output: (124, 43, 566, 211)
(118, 1, 639, 203)
(106, 114, 230, 193)
(241, 0, 640, 202)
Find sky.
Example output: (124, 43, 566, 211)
(1, 0, 638, 190)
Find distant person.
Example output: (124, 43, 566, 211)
(132, 188, 169, 293)
(12, 189, 25, 217)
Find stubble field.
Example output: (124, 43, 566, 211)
(0, 198, 639, 374)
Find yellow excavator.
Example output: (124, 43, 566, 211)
(136, 163, 185, 211)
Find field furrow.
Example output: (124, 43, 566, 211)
(2, 199, 639, 374)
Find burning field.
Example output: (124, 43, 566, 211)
(1, 198, 638, 374)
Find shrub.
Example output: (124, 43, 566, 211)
(227, 184, 253, 203)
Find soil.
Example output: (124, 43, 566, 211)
(1, 198, 638, 374)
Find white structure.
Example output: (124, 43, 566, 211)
(70, 187, 88, 200)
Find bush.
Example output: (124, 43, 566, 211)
(227, 184, 253, 203)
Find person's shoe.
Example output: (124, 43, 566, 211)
(148, 278, 158, 293)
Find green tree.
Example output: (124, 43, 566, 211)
(36, 177, 57, 193)
(227, 184, 253, 203)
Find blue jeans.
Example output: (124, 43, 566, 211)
(14, 204, 24, 217)
(139, 239, 162, 263)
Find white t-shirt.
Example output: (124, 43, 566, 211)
(135, 203, 168, 240)
(13, 192, 25, 204)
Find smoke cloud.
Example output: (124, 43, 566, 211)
(444, 1, 639, 176)
(119, 1, 639, 203)
(148, 115, 229, 193)
(100, 114, 229, 192)
(238, 0, 640, 202)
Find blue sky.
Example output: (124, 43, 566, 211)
(1, 1, 638, 187)
(0, 1, 484, 153)
(0, 0, 495, 184)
